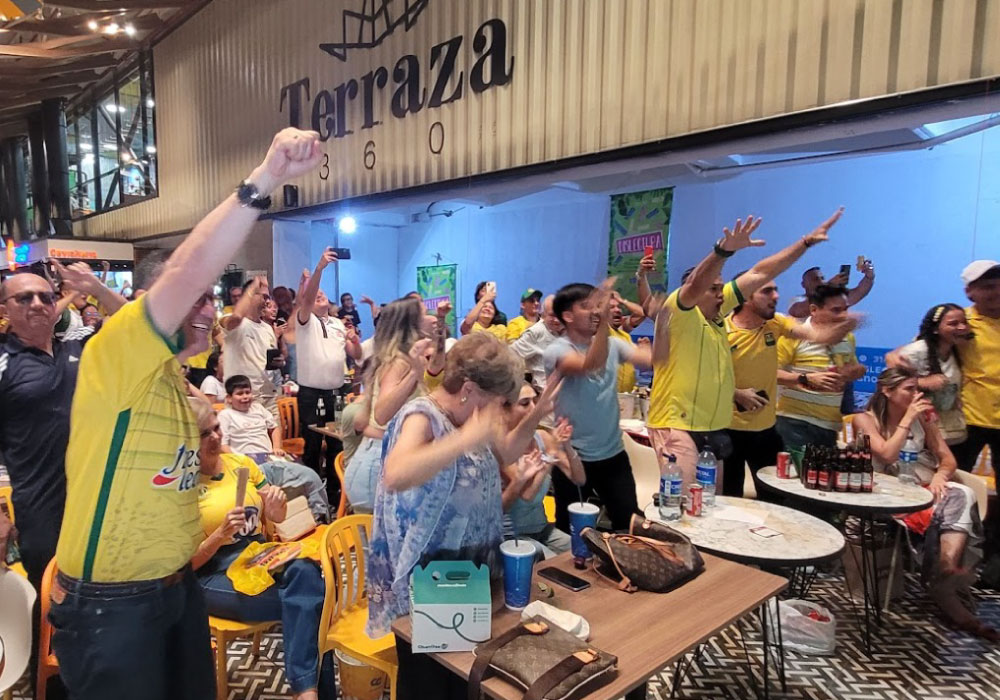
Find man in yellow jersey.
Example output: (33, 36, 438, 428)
(723, 275, 855, 497)
(775, 284, 865, 451)
(647, 209, 844, 491)
(953, 260, 1000, 472)
(50, 128, 324, 700)
(506, 288, 543, 341)
(608, 299, 638, 393)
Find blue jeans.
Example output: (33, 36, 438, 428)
(774, 416, 838, 453)
(197, 543, 326, 693)
(48, 566, 215, 700)
(343, 436, 381, 514)
(260, 459, 332, 523)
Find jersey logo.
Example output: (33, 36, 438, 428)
(152, 446, 201, 492)
(0, 353, 7, 382)
(69, 355, 79, 363)
(764, 332, 776, 346)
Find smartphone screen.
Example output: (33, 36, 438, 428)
(839, 264, 851, 283)
(538, 566, 591, 592)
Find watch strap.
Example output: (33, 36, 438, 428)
(236, 180, 272, 210)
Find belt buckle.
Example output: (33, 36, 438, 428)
(50, 579, 67, 605)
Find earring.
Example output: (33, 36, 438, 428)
(460, 395, 468, 404)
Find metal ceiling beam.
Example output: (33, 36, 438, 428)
(0, 86, 79, 112)
(1, 13, 164, 37)
(0, 54, 117, 74)
(0, 36, 134, 57)
(0, 70, 101, 92)
(45, 0, 190, 10)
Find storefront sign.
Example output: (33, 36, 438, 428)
(417, 264, 457, 337)
(608, 189, 673, 302)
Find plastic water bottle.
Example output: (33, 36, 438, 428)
(659, 453, 682, 521)
(696, 447, 718, 507)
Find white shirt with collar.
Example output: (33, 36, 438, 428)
(296, 313, 348, 390)
(511, 320, 559, 387)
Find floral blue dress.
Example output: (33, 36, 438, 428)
(366, 396, 503, 638)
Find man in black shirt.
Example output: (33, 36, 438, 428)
(0, 263, 123, 698)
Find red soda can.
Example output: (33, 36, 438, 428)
(776, 452, 791, 479)
(686, 485, 704, 517)
(924, 407, 939, 423)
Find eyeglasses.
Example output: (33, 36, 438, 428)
(2, 291, 57, 306)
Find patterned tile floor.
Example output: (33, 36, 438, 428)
(12, 572, 1000, 699)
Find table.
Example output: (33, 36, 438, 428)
(308, 424, 343, 440)
(393, 551, 787, 700)
(620, 419, 650, 447)
(756, 466, 932, 655)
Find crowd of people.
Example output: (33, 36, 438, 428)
(0, 127, 998, 700)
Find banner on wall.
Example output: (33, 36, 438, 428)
(853, 345, 892, 411)
(608, 188, 672, 302)
(417, 264, 458, 337)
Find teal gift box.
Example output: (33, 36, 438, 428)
(409, 561, 492, 653)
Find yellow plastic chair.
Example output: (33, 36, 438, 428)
(333, 452, 350, 520)
(543, 495, 556, 524)
(35, 559, 60, 700)
(208, 616, 278, 700)
(318, 515, 397, 700)
(277, 396, 306, 458)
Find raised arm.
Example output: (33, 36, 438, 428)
(847, 259, 875, 307)
(679, 216, 764, 309)
(735, 208, 842, 299)
(53, 260, 127, 315)
(297, 247, 337, 325)
(147, 129, 324, 336)
(460, 288, 494, 335)
(636, 254, 656, 317)
(359, 295, 381, 321)
(221, 276, 266, 331)
(554, 284, 614, 376)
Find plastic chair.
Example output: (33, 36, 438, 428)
(333, 452, 350, 520)
(543, 495, 556, 524)
(212, 402, 226, 413)
(35, 559, 60, 700)
(318, 515, 397, 700)
(952, 469, 989, 521)
(0, 567, 36, 700)
(622, 431, 660, 508)
(208, 616, 278, 700)
(277, 396, 306, 457)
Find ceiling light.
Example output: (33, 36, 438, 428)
(123, 23, 136, 36)
(104, 22, 119, 34)
(145, 98, 154, 109)
(121, 151, 133, 162)
(104, 102, 118, 113)
(338, 216, 357, 234)
(87, 20, 98, 30)
(145, 145, 156, 154)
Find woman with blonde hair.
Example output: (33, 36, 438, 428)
(366, 333, 560, 699)
(852, 368, 993, 640)
(342, 297, 439, 512)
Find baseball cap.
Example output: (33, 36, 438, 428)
(0, 569, 37, 692)
(521, 288, 543, 302)
(961, 260, 1000, 285)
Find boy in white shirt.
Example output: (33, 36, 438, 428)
(218, 374, 286, 461)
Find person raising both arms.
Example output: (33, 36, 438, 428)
(787, 257, 876, 319)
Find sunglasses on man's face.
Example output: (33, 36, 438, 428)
(3, 291, 57, 306)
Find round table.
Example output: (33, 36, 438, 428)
(755, 466, 934, 656)
(643, 496, 845, 568)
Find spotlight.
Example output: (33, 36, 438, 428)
(87, 20, 98, 30)
(338, 216, 357, 234)
(145, 145, 156, 154)
(146, 98, 154, 109)
(104, 22, 119, 34)
(124, 23, 136, 36)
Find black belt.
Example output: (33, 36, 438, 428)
(55, 565, 188, 600)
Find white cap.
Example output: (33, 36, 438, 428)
(0, 569, 37, 693)
(961, 260, 1000, 286)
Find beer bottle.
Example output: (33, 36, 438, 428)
(834, 448, 850, 492)
(817, 447, 831, 491)
(806, 445, 819, 489)
(848, 443, 862, 493)
(861, 433, 874, 492)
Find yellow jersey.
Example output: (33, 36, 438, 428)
(197, 453, 267, 539)
(506, 316, 535, 342)
(726, 313, 799, 432)
(776, 319, 857, 432)
(471, 322, 508, 341)
(960, 306, 1000, 428)
(57, 298, 203, 582)
(609, 325, 637, 393)
(648, 282, 743, 431)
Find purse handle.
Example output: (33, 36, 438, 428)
(590, 532, 686, 593)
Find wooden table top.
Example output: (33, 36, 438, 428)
(392, 551, 786, 700)
(307, 424, 342, 440)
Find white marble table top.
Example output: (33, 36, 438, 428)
(642, 496, 845, 566)
(756, 466, 933, 515)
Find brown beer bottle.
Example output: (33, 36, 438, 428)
(861, 434, 874, 492)
(834, 448, 850, 492)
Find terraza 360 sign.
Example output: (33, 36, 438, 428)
(278, 17, 514, 177)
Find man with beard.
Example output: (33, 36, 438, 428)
(723, 276, 856, 497)
(51, 128, 324, 700)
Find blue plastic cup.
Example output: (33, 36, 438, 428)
(568, 502, 600, 559)
(500, 540, 536, 611)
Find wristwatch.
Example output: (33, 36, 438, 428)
(797, 373, 810, 387)
(236, 180, 272, 210)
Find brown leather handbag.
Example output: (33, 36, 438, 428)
(580, 515, 705, 593)
(468, 617, 617, 700)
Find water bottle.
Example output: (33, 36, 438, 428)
(658, 453, 682, 521)
(696, 447, 717, 507)
(317, 398, 327, 428)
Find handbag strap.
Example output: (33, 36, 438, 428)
(592, 533, 637, 593)
(617, 533, 686, 567)
(523, 649, 599, 700)
(468, 621, 549, 700)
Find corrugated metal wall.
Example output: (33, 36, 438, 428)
(78, 0, 1000, 241)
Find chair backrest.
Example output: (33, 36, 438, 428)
(333, 452, 349, 520)
(973, 446, 994, 477)
(277, 397, 300, 440)
(318, 515, 372, 649)
(38, 558, 57, 666)
(622, 432, 660, 509)
(0, 486, 13, 524)
(212, 403, 226, 413)
(951, 469, 988, 521)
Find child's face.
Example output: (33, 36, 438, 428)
(229, 386, 254, 411)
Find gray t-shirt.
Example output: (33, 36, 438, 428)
(544, 336, 632, 461)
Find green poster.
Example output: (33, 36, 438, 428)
(417, 264, 458, 337)
(608, 188, 672, 301)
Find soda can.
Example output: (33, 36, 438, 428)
(776, 452, 791, 479)
(686, 484, 703, 517)
(924, 407, 939, 423)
